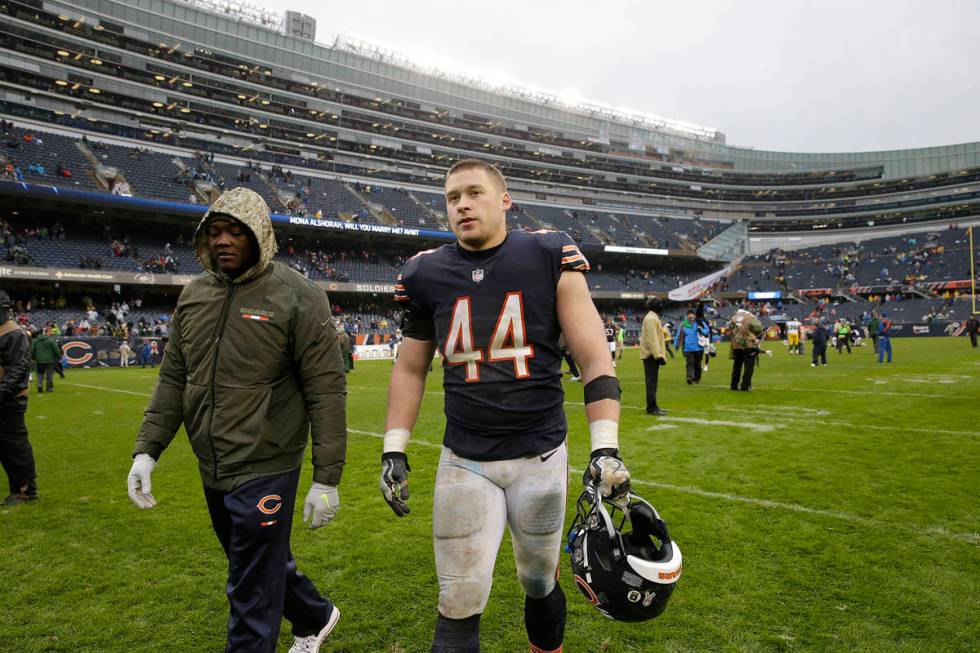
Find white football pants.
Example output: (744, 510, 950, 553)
(432, 442, 568, 619)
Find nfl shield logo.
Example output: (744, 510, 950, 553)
(471, 268, 485, 283)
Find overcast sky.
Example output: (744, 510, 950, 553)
(256, 0, 979, 153)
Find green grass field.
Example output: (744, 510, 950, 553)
(1, 337, 978, 652)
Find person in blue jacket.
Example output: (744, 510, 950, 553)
(674, 308, 710, 384)
(877, 312, 893, 363)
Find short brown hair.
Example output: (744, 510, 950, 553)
(446, 159, 507, 192)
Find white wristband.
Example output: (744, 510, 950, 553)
(589, 419, 619, 452)
(383, 428, 411, 454)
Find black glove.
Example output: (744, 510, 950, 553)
(380, 452, 411, 517)
(584, 448, 631, 502)
(657, 357, 667, 366)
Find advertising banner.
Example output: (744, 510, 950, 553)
(58, 336, 165, 367)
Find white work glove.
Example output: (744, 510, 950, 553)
(127, 453, 157, 509)
(302, 482, 339, 529)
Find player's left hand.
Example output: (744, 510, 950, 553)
(585, 449, 631, 503)
(302, 482, 339, 529)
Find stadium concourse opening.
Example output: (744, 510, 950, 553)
(0, 0, 978, 650)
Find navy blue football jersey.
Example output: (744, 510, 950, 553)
(395, 230, 589, 460)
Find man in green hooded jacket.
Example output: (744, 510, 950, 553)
(31, 326, 61, 393)
(126, 187, 347, 653)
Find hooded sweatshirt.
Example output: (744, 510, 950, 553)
(133, 187, 347, 491)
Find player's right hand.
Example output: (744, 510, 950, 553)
(127, 453, 157, 509)
(380, 452, 411, 517)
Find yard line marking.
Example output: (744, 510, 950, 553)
(61, 382, 152, 397)
(721, 404, 832, 416)
(620, 380, 972, 399)
(347, 427, 978, 545)
(652, 417, 774, 432)
(718, 408, 979, 438)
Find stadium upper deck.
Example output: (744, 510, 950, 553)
(0, 0, 977, 242)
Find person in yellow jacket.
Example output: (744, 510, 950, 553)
(639, 298, 668, 415)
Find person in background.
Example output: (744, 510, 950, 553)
(868, 313, 880, 354)
(663, 320, 676, 358)
(785, 317, 803, 355)
(878, 312, 894, 363)
(31, 326, 61, 393)
(674, 308, 708, 385)
(118, 340, 133, 368)
(615, 323, 625, 361)
(558, 332, 581, 381)
(965, 314, 978, 348)
(604, 318, 617, 368)
(836, 319, 852, 354)
(810, 318, 830, 367)
(728, 307, 764, 392)
(0, 289, 37, 505)
(639, 298, 668, 415)
(140, 341, 154, 368)
(337, 323, 352, 373)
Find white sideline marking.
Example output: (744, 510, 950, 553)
(654, 417, 774, 432)
(646, 424, 678, 430)
(348, 427, 977, 545)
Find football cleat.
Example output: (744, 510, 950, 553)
(565, 485, 681, 622)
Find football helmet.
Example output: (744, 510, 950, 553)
(565, 484, 681, 622)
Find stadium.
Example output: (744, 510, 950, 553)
(0, 0, 977, 651)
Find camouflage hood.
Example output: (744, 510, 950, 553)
(193, 187, 278, 283)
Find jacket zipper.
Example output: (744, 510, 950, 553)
(207, 284, 237, 480)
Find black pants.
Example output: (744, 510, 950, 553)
(812, 343, 827, 365)
(562, 350, 579, 377)
(730, 349, 756, 390)
(642, 357, 662, 411)
(836, 337, 851, 354)
(35, 362, 55, 391)
(0, 398, 36, 495)
(684, 351, 703, 383)
(204, 469, 332, 653)
(970, 332, 978, 348)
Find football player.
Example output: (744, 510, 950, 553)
(380, 159, 628, 653)
(785, 318, 802, 355)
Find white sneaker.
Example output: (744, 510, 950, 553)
(810, 363, 816, 367)
(288, 605, 340, 653)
